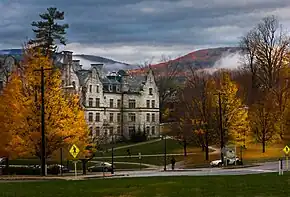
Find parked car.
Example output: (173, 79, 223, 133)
(88, 162, 114, 172)
(210, 157, 243, 167)
(47, 164, 70, 173)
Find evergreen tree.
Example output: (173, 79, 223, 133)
(29, 7, 69, 57)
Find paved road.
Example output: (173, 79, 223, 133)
(107, 160, 288, 178)
(94, 153, 195, 159)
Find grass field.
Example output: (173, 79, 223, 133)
(95, 139, 190, 157)
(0, 173, 289, 197)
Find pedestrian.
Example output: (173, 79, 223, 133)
(171, 157, 176, 170)
(127, 149, 131, 157)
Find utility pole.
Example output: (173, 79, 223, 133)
(217, 92, 224, 165)
(34, 66, 52, 176)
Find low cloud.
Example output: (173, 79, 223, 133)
(213, 51, 242, 69)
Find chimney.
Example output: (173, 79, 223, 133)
(62, 51, 73, 86)
(63, 51, 73, 65)
(72, 60, 81, 71)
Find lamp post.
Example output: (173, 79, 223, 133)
(111, 133, 114, 175)
(34, 66, 53, 176)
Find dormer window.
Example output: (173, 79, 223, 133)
(149, 88, 153, 95)
(89, 85, 92, 93)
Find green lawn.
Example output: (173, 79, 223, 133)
(0, 173, 289, 197)
(95, 139, 191, 157)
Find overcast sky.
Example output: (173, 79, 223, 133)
(1, 0, 290, 64)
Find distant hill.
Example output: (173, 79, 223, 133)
(130, 47, 241, 75)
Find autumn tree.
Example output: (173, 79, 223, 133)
(29, 7, 69, 57)
(183, 69, 219, 160)
(250, 100, 280, 153)
(0, 73, 28, 159)
(5, 49, 90, 160)
(240, 15, 290, 139)
(213, 72, 250, 147)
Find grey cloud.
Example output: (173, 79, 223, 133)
(0, 0, 290, 51)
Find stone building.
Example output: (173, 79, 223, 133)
(0, 50, 160, 140)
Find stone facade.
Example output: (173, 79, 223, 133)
(0, 51, 160, 140)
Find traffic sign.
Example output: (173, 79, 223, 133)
(283, 145, 290, 155)
(69, 144, 80, 158)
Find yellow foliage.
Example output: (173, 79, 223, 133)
(0, 49, 90, 159)
(213, 72, 250, 146)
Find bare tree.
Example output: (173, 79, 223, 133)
(241, 15, 290, 91)
(240, 15, 290, 139)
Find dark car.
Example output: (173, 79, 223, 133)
(88, 162, 114, 172)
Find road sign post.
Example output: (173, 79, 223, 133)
(283, 145, 289, 171)
(69, 144, 80, 178)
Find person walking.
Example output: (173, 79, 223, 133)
(171, 157, 176, 170)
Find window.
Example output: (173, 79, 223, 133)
(151, 126, 155, 135)
(109, 113, 114, 122)
(117, 99, 121, 108)
(95, 113, 100, 122)
(88, 113, 93, 122)
(129, 99, 136, 108)
(0, 81, 3, 91)
(129, 126, 135, 136)
(96, 98, 100, 107)
(146, 100, 150, 108)
(89, 127, 93, 136)
(72, 81, 76, 88)
(117, 113, 121, 123)
(151, 100, 155, 108)
(96, 85, 99, 93)
(146, 126, 150, 134)
(110, 99, 114, 108)
(61, 80, 64, 86)
(116, 85, 120, 92)
(109, 85, 112, 91)
(146, 113, 150, 122)
(89, 85, 92, 93)
(151, 113, 155, 122)
(109, 127, 114, 135)
(129, 113, 136, 122)
(117, 126, 121, 135)
(96, 127, 100, 136)
(88, 98, 93, 107)
(149, 88, 153, 95)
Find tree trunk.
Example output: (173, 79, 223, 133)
(205, 131, 209, 160)
(183, 140, 187, 157)
(262, 130, 266, 153)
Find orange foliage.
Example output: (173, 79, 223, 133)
(0, 49, 90, 159)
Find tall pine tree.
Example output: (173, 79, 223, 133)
(29, 7, 69, 57)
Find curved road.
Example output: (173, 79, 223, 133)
(106, 160, 286, 178)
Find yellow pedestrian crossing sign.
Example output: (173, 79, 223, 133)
(283, 145, 290, 155)
(69, 144, 80, 158)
